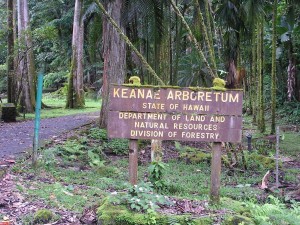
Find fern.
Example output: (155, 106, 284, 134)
(247, 196, 300, 225)
(168, 217, 180, 225)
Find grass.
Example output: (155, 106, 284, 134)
(17, 158, 265, 213)
(4, 124, 300, 224)
(2, 109, 299, 224)
(17, 93, 101, 120)
(280, 132, 300, 157)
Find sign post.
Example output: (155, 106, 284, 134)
(129, 139, 138, 185)
(108, 85, 243, 202)
(210, 142, 222, 203)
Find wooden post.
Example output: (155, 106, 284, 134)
(210, 142, 222, 204)
(129, 140, 138, 185)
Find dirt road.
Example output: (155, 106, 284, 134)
(0, 112, 99, 159)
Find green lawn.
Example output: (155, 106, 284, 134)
(19, 93, 101, 120)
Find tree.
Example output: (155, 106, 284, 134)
(16, 0, 36, 113)
(99, 0, 126, 128)
(7, 0, 15, 103)
(66, 0, 85, 108)
(284, 0, 299, 102)
(242, 0, 265, 120)
(257, 19, 265, 133)
(215, 0, 245, 88)
(169, 0, 217, 79)
(271, 0, 278, 134)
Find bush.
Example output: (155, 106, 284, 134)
(247, 196, 300, 225)
(88, 128, 108, 140)
(44, 71, 68, 89)
(33, 209, 53, 224)
(109, 182, 172, 212)
(104, 139, 129, 155)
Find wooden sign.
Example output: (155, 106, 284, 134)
(108, 85, 243, 143)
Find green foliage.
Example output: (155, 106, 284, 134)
(110, 182, 172, 212)
(42, 147, 59, 168)
(278, 102, 300, 125)
(104, 139, 129, 155)
(144, 208, 157, 225)
(98, 197, 212, 225)
(245, 151, 276, 171)
(57, 140, 86, 161)
(223, 215, 255, 225)
(212, 78, 226, 91)
(177, 48, 207, 87)
(148, 161, 167, 191)
(168, 217, 196, 225)
(87, 127, 128, 155)
(33, 25, 58, 41)
(43, 71, 68, 88)
(129, 76, 141, 85)
(0, 64, 6, 93)
(56, 139, 105, 167)
(33, 209, 53, 224)
(174, 141, 197, 153)
(246, 196, 300, 225)
(175, 142, 211, 164)
(88, 128, 108, 140)
(88, 149, 105, 167)
(27, 182, 96, 212)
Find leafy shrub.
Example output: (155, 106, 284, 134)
(109, 182, 172, 212)
(244, 151, 275, 171)
(57, 140, 86, 161)
(87, 128, 128, 155)
(174, 141, 196, 153)
(44, 71, 68, 89)
(104, 139, 129, 155)
(88, 128, 108, 140)
(56, 140, 105, 167)
(88, 150, 105, 167)
(148, 161, 167, 191)
(278, 101, 300, 125)
(33, 209, 53, 224)
(247, 196, 300, 225)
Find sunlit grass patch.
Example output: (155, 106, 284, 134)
(18, 93, 101, 120)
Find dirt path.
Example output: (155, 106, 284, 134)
(0, 112, 99, 159)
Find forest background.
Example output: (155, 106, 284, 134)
(0, 0, 300, 224)
(0, 0, 299, 131)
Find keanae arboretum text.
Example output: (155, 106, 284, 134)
(108, 85, 243, 143)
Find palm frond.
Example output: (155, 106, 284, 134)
(82, 2, 100, 22)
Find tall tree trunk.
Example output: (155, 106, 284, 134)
(94, 0, 165, 127)
(7, 0, 15, 104)
(17, 0, 34, 113)
(251, 28, 257, 122)
(287, 40, 296, 102)
(23, 0, 36, 110)
(66, 0, 85, 108)
(99, 0, 126, 128)
(76, 16, 85, 106)
(271, 0, 277, 134)
(17, 0, 25, 105)
(257, 21, 265, 133)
